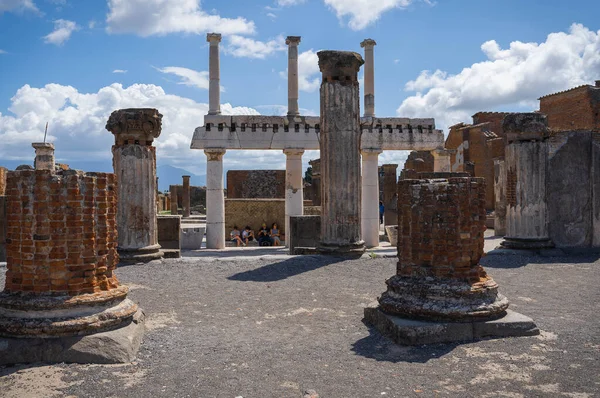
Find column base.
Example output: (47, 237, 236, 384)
(500, 237, 554, 250)
(0, 309, 145, 365)
(379, 275, 509, 322)
(118, 244, 164, 264)
(317, 241, 365, 258)
(364, 304, 538, 346)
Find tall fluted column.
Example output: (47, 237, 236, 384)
(317, 50, 366, 256)
(286, 36, 301, 116)
(361, 149, 382, 248)
(360, 39, 376, 118)
(284, 148, 304, 247)
(182, 175, 191, 218)
(32, 142, 55, 171)
(106, 108, 164, 263)
(205, 149, 226, 249)
(501, 113, 553, 249)
(207, 33, 222, 116)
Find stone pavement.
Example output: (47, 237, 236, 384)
(1, 240, 599, 397)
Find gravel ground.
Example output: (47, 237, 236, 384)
(1, 251, 599, 398)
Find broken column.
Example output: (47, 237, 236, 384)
(32, 142, 55, 171)
(0, 156, 144, 364)
(360, 39, 376, 118)
(364, 176, 538, 345)
(361, 149, 382, 248)
(205, 148, 226, 249)
(286, 36, 301, 116)
(317, 50, 366, 256)
(106, 108, 164, 263)
(431, 147, 452, 172)
(207, 33, 222, 116)
(501, 113, 553, 249)
(284, 148, 304, 248)
(182, 175, 191, 218)
(169, 185, 179, 215)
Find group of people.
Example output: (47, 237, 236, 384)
(230, 223, 282, 247)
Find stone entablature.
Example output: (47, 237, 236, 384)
(191, 115, 444, 151)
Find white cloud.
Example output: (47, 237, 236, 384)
(112, 69, 127, 74)
(266, 12, 277, 19)
(43, 19, 79, 46)
(397, 23, 600, 132)
(106, 0, 255, 36)
(0, 83, 260, 173)
(0, 0, 39, 13)
(279, 49, 321, 92)
(225, 35, 286, 59)
(277, 0, 306, 6)
(155, 66, 209, 90)
(0, 49, 6, 54)
(323, 0, 414, 30)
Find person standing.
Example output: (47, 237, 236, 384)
(379, 201, 384, 225)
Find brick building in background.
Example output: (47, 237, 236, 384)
(539, 81, 600, 131)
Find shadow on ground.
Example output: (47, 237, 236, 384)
(227, 255, 347, 282)
(351, 322, 460, 363)
(482, 252, 600, 269)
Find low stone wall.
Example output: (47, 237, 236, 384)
(290, 215, 321, 254)
(157, 215, 181, 250)
(225, 199, 285, 239)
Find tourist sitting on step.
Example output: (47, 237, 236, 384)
(230, 226, 245, 247)
(270, 223, 281, 246)
(257, 223, 273, 246)
(242, 226, 255, 244)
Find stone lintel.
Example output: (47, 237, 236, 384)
(207, 32, 222, 43)
(503, 113, 550, 142)
(286, 36, 301, 45)
(360, 38, 377, 48)
(32, 142, 55, 150)
(364, 304, 539, 346)
(318, 50, 364, 80)
(106, 108, 163, 145)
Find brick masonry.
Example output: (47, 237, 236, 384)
(226, 170, 285, 199)
(3, 169, 119, 295)
(225, 198, 285, 239)
(539, 83, 600, 132)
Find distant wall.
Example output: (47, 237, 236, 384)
(227, 170, 285, 199)
(225, 199, 285, 239)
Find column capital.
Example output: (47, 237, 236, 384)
(318, 51, 364, 80)
(204, 148, 226, 161)
(207, 33, 222, 44)
(360, 38, 377, 49)
(106, 108, 162, 146)
(286, 36, 301, 46)
(361, 148, 383, 156)
(283, 148, 305, 157)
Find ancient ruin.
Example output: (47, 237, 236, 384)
(365, 175, 538, 344)
(0, 145, 144, 364)
(182, 175, 191, 218)
(106, 108, 164, 263)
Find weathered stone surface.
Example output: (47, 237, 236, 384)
(0, 309, 145, 365)
(290, 215, 321, 255)
(32, 142, 55, 171)
(380, 164, 398, 227)
(494, 159, 507, 236)
(157, 215, 181, 251)
(182, 175, 191, 218)
(225, 198, 285, 240)
(364, 304, 538, 346)
(0, 196, 5, 262)
(227, 170, 285, 199)
(317, 50, 365, 256)
(181, 226, 205, 250)
(107, 108, 164, 263)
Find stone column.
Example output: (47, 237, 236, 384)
(286, 36, 301, 116)
(494, 159, 507, 237)
(182, 175, 191, 218)
(431, 147, 451, 172)
(361, 149, 381, 248)
(205, 148, 226, 249)
(360, 39, 376, 118)
(317, 50, 365, 256)
(381, 164, 399, 227)
(106, 108, 164, 263)
(501, 113, 553, 249)
(32, 142, 55, 171)
(169, 185, 179, 215)
(284, 148, 304, 247)
(207, 33, 222, 116)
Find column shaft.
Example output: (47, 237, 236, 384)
(361, 151, 381, 248)
(284, 149, 304, 247)
(205, 149, 226, 249)
(182, 175, 191, 218)
(286, 36, 301, 116)
(207, 33, 222, 115)
(360, 39, 376, 118)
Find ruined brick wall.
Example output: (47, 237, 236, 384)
(396, 177, 486, 281)
(472, 112, 509, 137)
(402, 151, 434, 174)
(0, 167, 6, 261)
(0, 167, 6, 195)
(4, 169, 119, 295)
(226, 170, 285, 199)
(380, 164, 399, 226)
(225, 199, 285, 238)
(540, 85, 600, 132)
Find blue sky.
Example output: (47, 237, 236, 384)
(1, 0, 599, 178)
